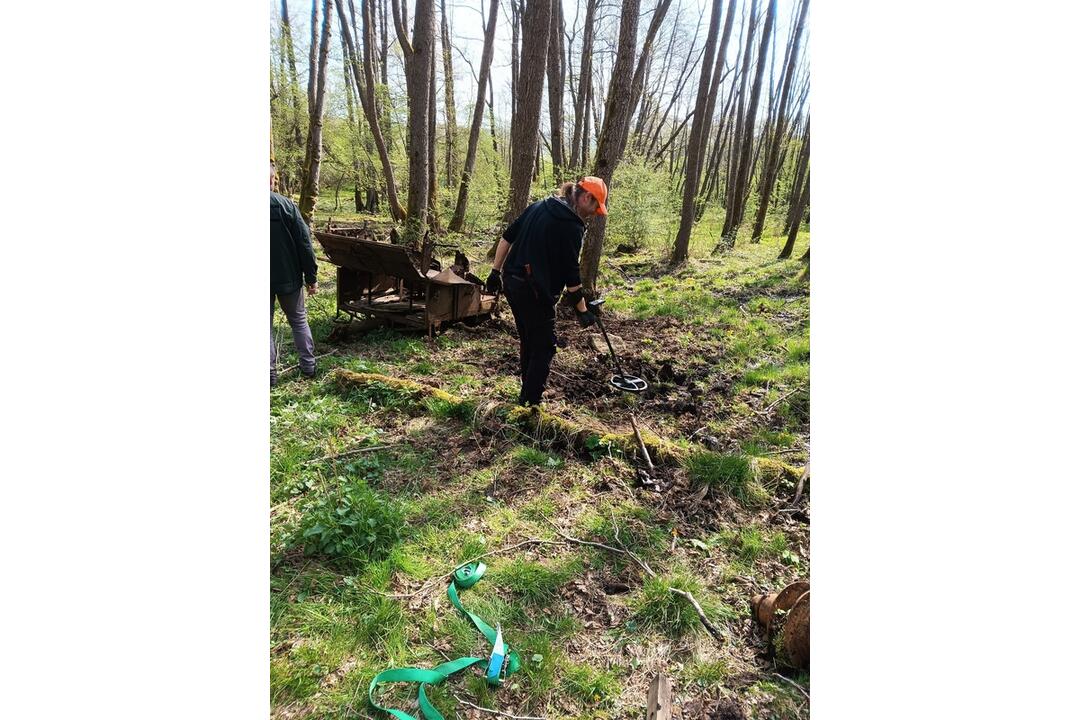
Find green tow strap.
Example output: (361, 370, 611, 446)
(367, 562, 521, 720)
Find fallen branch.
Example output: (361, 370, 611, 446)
(451, 695, 547, 720)
(668, 587, 724, 641)
(792, 462, 810, 505)
(543, 517, 655, 578)
(302, 444, 392, 466)
(629, 413, 655, 474)
(771, 672, 810, 700)
(753, 387, 806, 416)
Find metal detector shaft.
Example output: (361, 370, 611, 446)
(592, 312, 627, 379)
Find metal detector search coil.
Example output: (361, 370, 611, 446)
(610, 374, 648, 393)
(588, 297, 650, 394)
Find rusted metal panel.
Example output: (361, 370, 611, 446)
(314, 228, 497, 332)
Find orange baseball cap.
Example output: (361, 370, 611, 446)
(579, 176, 608, 215)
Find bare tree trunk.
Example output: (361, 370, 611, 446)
(427, 39, 440, 230)
(569, 0, 599, 171)
(440, 0, 457, 189)
(671, 0, 736, 265)
(278, 0, 306, 194)
(299, 0, 333, 222)
(717, 0, 776, 251)
(751, 0, 808, 242)
(778, 169, 808, 259)
(783, 118, 810, 237)
(509, 0, 521, 156)
(504, 0, 553, 223)
(307, 0, 320, 112)
(580, 0, 676, 293)
(378, 0, 389, 87)
(448, 0, 499, 232)
(391, 0, 437, 243)
(546, 0, 566, 183)
(335, 0, 405, 220)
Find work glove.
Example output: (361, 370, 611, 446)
(485, 268, 502, 294)
(575, 308, 597, 328)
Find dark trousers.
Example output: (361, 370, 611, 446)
(504, 275, 556, 405)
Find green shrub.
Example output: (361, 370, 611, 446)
(292, 477, 402, 564)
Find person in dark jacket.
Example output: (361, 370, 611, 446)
(485, 176, 608, 406)
(270, 164, 319, 387)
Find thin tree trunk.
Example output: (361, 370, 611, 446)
(750, 0, 808, 242)
(440, 0, 457, 189)
(335, 0, 405, 220)
(509, 0, 521, 157)
(279, 0, 306, 193)
(778, 169, 808, 259)
(504, 0, 553, 223)
(717, 0, 775, 251)
(580, 0, 669, 293)
(783, 118, 810, 237)
(671, 0, 736, 265)
(569, 0, 599, 171)
(546, 0, 566, 183)
(299, 0, 333, 222)
(391, 0, 436, 242)
(448, 0, 499, 232)
(427, 38, 440, 229)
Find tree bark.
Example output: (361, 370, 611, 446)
(782, 118, 810, 241)
(298, 0, 333, 222)
(750, 0, 809, 242)
(391, 0, 437, 243)
(569, 0, 599, 172)
(335, 0, 405, 220)
(580, 0, 674, 293)
(278, 0, 306, 193)
(440, 0, 457, 188)
(671, 0, 736, 265)
(778, 170, 808, 259)
(427, 36, 440, 229)
(504, 0, 554, 223)
(546, 0, 566, 183)
(717, 0, 776, 251)
(448, 0, 499, 232)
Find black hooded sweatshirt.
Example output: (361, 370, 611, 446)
(501, 196, 586, 304)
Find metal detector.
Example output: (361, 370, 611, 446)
(588, 298, 648, 393)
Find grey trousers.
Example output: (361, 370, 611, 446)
(271, 289, 315, 380)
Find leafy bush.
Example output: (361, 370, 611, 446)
(604, 154, 677, 250)
(293, 477, 402, 564)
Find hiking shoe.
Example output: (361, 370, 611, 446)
(301, 366, 316, 379)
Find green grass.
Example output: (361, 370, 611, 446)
(686, 451, 770, 506)
(630, 572, 732, 638)
(511, 444, 565, 469)
(494, 557, 582, 606)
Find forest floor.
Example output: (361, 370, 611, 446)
(271, 214, 810, 720)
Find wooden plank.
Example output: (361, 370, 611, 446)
(646, 674, 672, 720)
